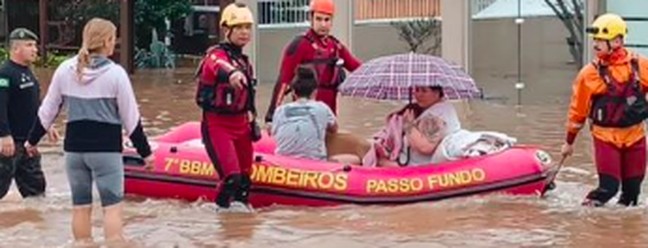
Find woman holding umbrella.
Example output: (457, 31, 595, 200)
(338, 53, 480, 166)
(376, 85, 461, 166)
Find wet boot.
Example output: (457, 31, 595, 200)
(231, 174, 253, 212)
(583, 174, 619, 207)
(233, 174, 251, 204)
(618, 177, 642, 206)
(215, 174, 242, 209)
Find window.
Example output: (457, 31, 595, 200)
(258, 0, 310, 26)
(354, 0, 441, 24)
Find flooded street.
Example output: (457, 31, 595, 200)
(1, 65, 647, 247)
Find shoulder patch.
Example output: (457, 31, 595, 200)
(0, 78, 9, 88)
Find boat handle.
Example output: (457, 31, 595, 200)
(123, 155, 145, 166)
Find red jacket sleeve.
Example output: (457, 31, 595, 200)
(339, 44, 362, 72)
(200, 49, 237, 86)
(265, 36, 305, 122)
(565, 64, 596, 144)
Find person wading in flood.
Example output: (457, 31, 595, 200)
(26, 18, 154, 244)
(0, 28, 59, 200)
(195, 3, 260, 211)
(264, 0, 362, 127)
(561, 13, 648, 207)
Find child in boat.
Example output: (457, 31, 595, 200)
(271, 66, 359, 163)
(272, 66, 337, 160)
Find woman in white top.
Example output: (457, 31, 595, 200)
(381, 85, 461, 167)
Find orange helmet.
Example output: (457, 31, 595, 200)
(310, 0, 335, 16)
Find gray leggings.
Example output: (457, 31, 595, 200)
(65, 152, 123, 207)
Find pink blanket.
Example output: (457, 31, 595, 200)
(362, 114, 404, 167)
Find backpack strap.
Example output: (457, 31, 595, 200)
(593, 60, 614, 88)
(630, 54, 641, 89)
(194, 44, 222, 78)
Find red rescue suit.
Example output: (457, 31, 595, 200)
(584, 56, 648, 206)
(265, 29, 361, 123)
(195, 42, 255, 207)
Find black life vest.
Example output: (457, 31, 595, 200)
(299, 32, 345, 90)
(589, 57, 648, 127)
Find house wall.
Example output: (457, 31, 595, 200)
(471, 17, 578, 105)
(257, 16, 578, 107)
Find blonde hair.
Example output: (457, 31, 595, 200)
(76, 18, 117, 80)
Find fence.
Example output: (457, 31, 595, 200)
(257, 0, 449, 28)
(354, 0, 440, 24)
(257, 0, 310, 28)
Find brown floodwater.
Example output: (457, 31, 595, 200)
(0, 65, 646, 247)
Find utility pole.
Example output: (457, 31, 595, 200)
(120, 0, 135, 74)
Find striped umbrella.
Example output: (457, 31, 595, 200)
(339, 53, 481, 101)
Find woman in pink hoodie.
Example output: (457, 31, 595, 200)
(25, 18, 153, 245)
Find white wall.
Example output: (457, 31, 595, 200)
(607, 0, 648, 56)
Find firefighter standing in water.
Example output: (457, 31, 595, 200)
(561, 13, 648, 207)
(196, 3, 260, 210)
(265, 0, 362, 125)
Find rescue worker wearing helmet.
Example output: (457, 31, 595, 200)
(561, 13, 648, 207)
(264, 0, 362, 126)
(195, 3, 259, 210)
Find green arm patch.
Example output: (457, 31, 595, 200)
(0, 78, 8, 88)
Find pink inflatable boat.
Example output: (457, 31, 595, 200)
(123, 122, 558, 208)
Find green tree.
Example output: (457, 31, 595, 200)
(134, 0, 193, 49)
(51, 0, 120, 26)
(52, 0, 192, 49)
